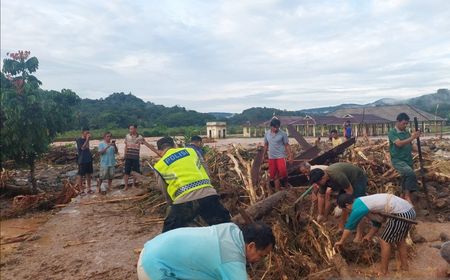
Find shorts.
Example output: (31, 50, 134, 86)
(268, 158, 288, 180)
(380, 208, 416, 243)
(162, 195, 231, 233)
(100, 166, 115, 180)
(78, 162, 93, 176)
(392, 160, 418, 193)
(124, 158, 140, 175)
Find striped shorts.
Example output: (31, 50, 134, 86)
(380, 208, 416, 243)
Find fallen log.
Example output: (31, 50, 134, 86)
(232, 190, 288, 225)
(80, 193, 150, 205)
(1, 184, 36, 196)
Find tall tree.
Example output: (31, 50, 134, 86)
(1, 51, 80, 191)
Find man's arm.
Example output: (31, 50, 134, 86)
(344, 183, 354, 195)
(81, 136, 90, 150)
(142, 139, 160, 156)
(393, 131, 420, 148)
(98, 143, 109, 154)
(156, 173, 172, 205)
(217, 262, 248, 280)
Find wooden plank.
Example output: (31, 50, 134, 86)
(309, 137, 356, 165)
(287, 124, 312, 149)
(250, 147, 265, 187)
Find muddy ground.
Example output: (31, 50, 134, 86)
(1, 187, 163, 280)
(1, 187, 448, 279)
(1, 136, 449, 279)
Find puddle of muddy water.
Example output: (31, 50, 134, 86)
(0, 213, 50, 257)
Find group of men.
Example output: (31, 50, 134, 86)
(263, 112, 425, 276)
(76, 124, 173, 194)
(75, 111, 433, 278)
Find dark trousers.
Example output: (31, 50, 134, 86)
(162, 195, 231, 233)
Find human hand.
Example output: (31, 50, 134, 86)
(334, 241, 343, 250)
(317, 214, 326, 222)
(411, 130, 421, 139)
(362, 235, 373, 242)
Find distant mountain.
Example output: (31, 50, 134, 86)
(76, 92, 216, 129)
(301, 103, 362, 115)
(207, 112, 235, 119)
(228, 107, 306, 125)
(369, 98, 401, 106)
(300, 89, 449, 118)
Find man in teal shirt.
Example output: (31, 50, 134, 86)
(388, 113, 420, 204)
(137, 222, 275, 280)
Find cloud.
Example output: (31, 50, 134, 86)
(1, 0, 449, 113)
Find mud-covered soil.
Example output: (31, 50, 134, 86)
(0, 187, 162, 280)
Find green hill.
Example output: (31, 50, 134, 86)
(75, 92, 216, 130)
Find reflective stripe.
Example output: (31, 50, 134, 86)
(175, 179, 211, 197)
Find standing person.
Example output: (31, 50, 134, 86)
(98, 132, 118, 194)
(123, 124, 158, 190)
(330, 129, 343, 147)
(263, 118, 293, 191)
(388, 113, 421, 204)
(137, 222, 275, 280)
(334, 193, 416, 276)
(309, 162, 367, 240)
(154, 136, 231, 233)
(76, 128, 93, 195)
(343, 120, 352, 140)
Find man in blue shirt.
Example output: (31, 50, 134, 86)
(137, 222, 275, 280)
(98, 132, 118, 194)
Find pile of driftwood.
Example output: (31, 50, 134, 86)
(44, 145, 78, 164)
(202, 137, 449, 279)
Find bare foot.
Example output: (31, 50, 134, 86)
(353, 237, 363, 243)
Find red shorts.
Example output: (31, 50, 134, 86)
(268, 158, 287, 180)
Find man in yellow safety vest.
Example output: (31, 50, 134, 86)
(154, 136, 231, 232)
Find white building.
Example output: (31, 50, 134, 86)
(206, 122, 227, 138)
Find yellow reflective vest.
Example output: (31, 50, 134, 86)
(155, 147, 212, 201)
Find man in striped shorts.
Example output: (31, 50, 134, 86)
(334, 193, 416, 276)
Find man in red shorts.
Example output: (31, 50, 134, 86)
(263, 118, 293, 191)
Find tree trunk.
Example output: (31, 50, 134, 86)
(28, 155, 37, 193)
(232, 190, 288, 225)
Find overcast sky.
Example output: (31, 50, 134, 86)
(1, 0, 449, 113)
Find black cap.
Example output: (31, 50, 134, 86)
(191, 135, 202, 142)
(157, 136, 175, 150)
(270, 118, 281, 128)
(337, 193, 354, 208)
(309, 168, 325, 184)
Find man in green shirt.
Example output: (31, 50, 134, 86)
(388, 113, 420, 204)
(310, 162, 367, 241)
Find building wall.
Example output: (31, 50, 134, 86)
(206, 122, 227, 139)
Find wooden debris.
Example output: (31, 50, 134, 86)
(80, 193, 150, 205)
(63, 239, 97, 248)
